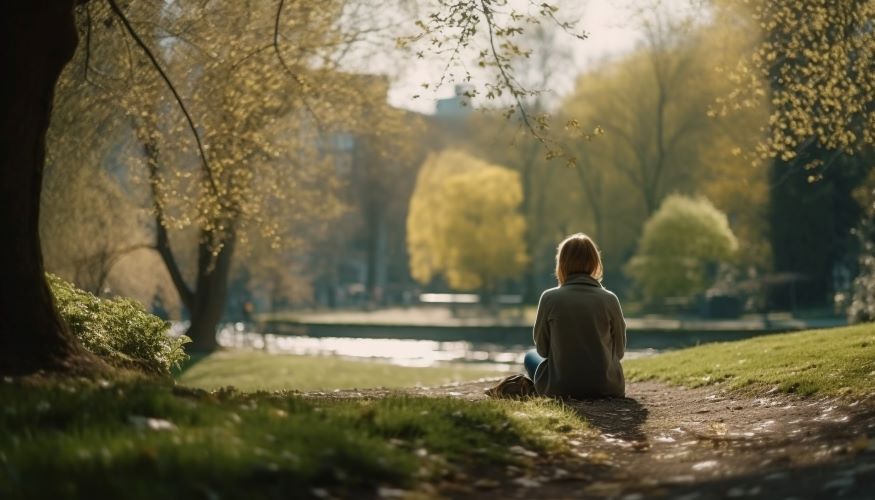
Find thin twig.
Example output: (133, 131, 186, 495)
(480, 0, 543, 145)
(84, 3, 92, 82)
(526, 0, 587, 40)
(273, 0, 323, 129)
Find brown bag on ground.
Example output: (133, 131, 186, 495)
(484, 374, 536, 399)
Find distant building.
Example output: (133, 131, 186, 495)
(435, 84, 474, 118)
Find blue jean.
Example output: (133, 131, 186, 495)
(524, 349, 545, 380)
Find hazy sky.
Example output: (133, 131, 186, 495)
(384, 0, 680, 114)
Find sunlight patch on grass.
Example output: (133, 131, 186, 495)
(624, 324, 875, 397)
(177, 350, 504, 392)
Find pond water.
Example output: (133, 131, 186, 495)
(215, 324, 658, 371)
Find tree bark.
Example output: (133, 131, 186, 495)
(144, 139, 195, 311)
(187, 228, 236, 352)
(143, 136, 235, 352)
(0, 1, 91, 375)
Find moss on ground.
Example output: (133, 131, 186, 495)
(625, 324, 875, 397)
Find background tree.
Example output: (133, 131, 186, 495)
(718, 0, 875, 164)
(53, 0, 389, 350)
(569, 13, 711, 218)
(717, 0, 874, 308)
(492, 23, 576, 303)
(625, 194, 738, 303)
(694, 5, 773, 275)
(848, 171, 875, 322)
(2, 0, 587, 373)
(407, 150, 528, 298)
(555, 8, 769, 291)
(338, 87, 427, 306)
(41, 134, 150, 295)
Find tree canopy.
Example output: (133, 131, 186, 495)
(717, 0, 875, 169)
(407, 149, 528, 293)
(626, 194, 738, 302)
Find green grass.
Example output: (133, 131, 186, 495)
(625, 324, 875, 397)
(177, 351, 503, 392)
(0, 377, 586, 499)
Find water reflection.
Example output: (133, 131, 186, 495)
(215, 324, 657, 370)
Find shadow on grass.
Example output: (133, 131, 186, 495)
(566, 396, 649, 444)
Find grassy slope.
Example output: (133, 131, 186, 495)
(625, 324, 875, 397)
(0, 378, 586, 499)
(10, 323, 874, 497)
(177, 351, 503, 391)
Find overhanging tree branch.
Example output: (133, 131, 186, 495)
(83, 3, 92, 82)
(107, 0, 223, 207)
(273, 0, 323, 128)
(481, 0, 537, 135)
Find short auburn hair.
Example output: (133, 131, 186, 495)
(555, 233, 603, 285)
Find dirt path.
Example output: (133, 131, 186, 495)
(309, 379, 875, 499)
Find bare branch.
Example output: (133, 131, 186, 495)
(481, 1, 537, 136)
(527, 0, 587, 40)
(83, 3, 92, 82)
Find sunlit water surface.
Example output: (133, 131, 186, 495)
(212, 324, 658, 371)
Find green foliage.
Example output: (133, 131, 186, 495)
(625, 195, 738, 301)
(407, 150, 528, 292)
(178, 351, 502, 392)
(716, 0, 875, 165)
(543, 10, 770, 284)
(0, 379, 586, 498)
(625, 324, 875, 398)
(49, 274, 189, 375)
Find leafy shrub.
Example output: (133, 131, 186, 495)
(625, 194, 738, 302)
(48, 274, 189, 375)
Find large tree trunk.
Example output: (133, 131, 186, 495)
(0, 2, 90, 375)
(187, 229, 236, 352)
(144, 137, 236, 352)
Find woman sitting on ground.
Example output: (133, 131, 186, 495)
(524, 233, 627, 398)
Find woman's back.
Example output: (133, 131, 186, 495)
(530, 235, 627, 399)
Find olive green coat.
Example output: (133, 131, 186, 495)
(532, 273, 626, 398)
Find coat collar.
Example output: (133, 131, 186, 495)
(563, 273, 602, 288)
